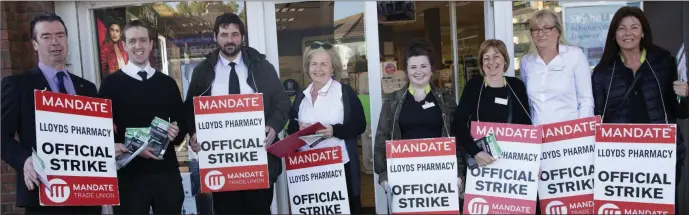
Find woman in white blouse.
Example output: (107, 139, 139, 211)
(520, 9, 594, 125)
(286, 41, 367, 213)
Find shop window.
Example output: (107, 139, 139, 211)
(377, 1, 485, 98)
(92, 1, 246, 168)
(512, 1, 640, 77)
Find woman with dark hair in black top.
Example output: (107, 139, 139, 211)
(591, 7, 688, 214)
(374, 39, 466, 198)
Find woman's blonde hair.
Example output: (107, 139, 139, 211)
(477, 39, 510, 75)
(302, 41, 343, 80)
(527, 9, 568, 55)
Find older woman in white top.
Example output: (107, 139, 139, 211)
(520, 9, 594, 125)
(286, 41, 366, 213)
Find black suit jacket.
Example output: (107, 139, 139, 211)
(1, 67, 97, 207)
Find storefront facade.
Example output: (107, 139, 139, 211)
(2, 1, 687, 214)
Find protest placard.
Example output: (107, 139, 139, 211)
(286, 146, 350, 214)
(594, 123, 676, 214)
(194, 94, 269, 192)
(539, 116, 599, 214)
(386, 137, 459, 214)
(33, 90, 119, 206)
(464, 122, 540, 214)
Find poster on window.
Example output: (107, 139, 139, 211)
(94, 6, 164, 81)
(94, 8, 128, 79)
(562, 3, 628, 68)
(593, 123, 676, 214)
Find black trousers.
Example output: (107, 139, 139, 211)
(114, 171, 184, 214)
(24, 206, 101, 215)
(344, 161, 362, 214)
(212, 183, 274, 214)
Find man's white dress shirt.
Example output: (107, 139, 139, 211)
(122, 61, 156, 81)
(211, 52, 255, 95)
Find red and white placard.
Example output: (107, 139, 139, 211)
(464, 122, 541, 214)
(386, 137, 460, 214)
(194, 94, 269, 192)
(594, 123, 676, 214)
(34, 90, 119, 206)
(539, 117, 599, 214)
(286, 146, 350, 214)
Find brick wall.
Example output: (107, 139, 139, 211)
(1, 2, 56, 214)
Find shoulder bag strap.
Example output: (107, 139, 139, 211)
(507, 89, 513, 124)
(616, 70, 644, 111)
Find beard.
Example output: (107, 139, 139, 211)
(220, 42, 241, 57)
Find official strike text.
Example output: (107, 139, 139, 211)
(42, 142, 113, 172)
(470, 167, 536, 195)
(391, 183, 456, 208)
(201, 138, 263, 164)
(598, 171, 672, 199)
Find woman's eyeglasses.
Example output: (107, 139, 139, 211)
(530, 26, 556, 35)
(310, 42, 333, 50)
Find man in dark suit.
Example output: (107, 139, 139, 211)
(1, 13, 101, 214)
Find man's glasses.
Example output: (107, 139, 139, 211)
(310, 42, 333, 50)
(530, 26, 556, 35)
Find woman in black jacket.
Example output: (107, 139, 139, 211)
(591, 7, 688, 214)
(452, 39, 532, 167)
(592, 6, 688, 124)
(286, 41, 366, 214)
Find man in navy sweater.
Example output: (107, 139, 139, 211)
(98, 20, 186, 214)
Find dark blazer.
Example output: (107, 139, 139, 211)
(1, 68, 98, 207)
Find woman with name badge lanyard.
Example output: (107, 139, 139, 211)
(286, 41, 367, 214)
(520, 9, 594, 126)
(373, 39, 467, 211)
(520, 9, 594, 215)
(591, 7, 689, 214)
(451, 39, 532, 170)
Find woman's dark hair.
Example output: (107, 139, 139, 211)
(404, 38, 436, 71)
(599, 6, 653, 65)
(103, 23, 121, 43)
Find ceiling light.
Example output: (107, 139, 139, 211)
(288, 18, 294, 22)
(298, 8, 304, 11)
(275, 8, 280, 12)
(281, 8, 288, 12)
(290, 8, 296, 12)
